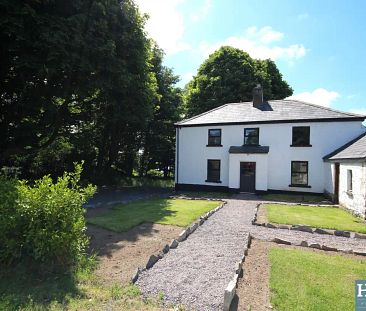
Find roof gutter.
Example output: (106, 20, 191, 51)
(325, 157, 366, 162)
(175, 117, 365, 128)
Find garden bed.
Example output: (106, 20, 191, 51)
(233, 240, 366, 311)
(254, 203, 366, 237)
(260, 193, 330, 204)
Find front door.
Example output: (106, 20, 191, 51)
(240, 162, 256, 193)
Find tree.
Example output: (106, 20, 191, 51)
(184, 46, 293, 116)
(139, 43, 183, 178)
(0, 0, 158, 182)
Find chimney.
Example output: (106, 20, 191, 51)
(252, 84, 263, 108)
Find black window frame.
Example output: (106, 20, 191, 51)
(207, 129, 222, 147)
(244, 128, 259, 146)
(290, 161, 310, 188)
(206, 159, 221, 183)
(291, 126, 311, 147)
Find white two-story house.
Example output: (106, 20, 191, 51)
(174, 85, 365, 201)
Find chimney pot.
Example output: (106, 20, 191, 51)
(253, 84, 263, 108)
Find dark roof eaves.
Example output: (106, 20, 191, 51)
(326, 156, 366, 162)
(175, 117, 365, 128)
(323, 132, 366, 161)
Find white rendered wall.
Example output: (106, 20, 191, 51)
(176, 121, 365, 193)
(338, 161, 366, 217)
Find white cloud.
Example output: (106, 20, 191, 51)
(287, 88, 340, 107)
(198, 26, 307, 62)
(190, 0, 212, 22)
(135, 0, 190, 55)
(245, 26, 283, 44)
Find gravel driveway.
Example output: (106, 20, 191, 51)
(136, 194, 366, 311)
(136, 195, 255, 311)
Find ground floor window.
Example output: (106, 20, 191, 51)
(206, 159, 221, 182)
(291, 161, 308, 186)
(347, 169, 353, 192)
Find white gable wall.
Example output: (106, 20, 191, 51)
(176, 120, 364, 193)
(338, 161, 366, 217)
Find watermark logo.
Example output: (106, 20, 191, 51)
(356, 280, 366, 311)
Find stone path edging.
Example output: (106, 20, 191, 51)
(223, 234, 252, 311)
(253, 203, 366, 240)
(131, 200, 226, 284)
(266, 236, 366, 256)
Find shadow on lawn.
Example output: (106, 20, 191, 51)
(87, 222, 165, 258)
(0, 264, 83, 311)
(86, 199, 177, 258)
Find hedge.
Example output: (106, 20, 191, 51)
(0, 163, 96, 269)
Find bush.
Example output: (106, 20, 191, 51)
(0, 163, 96, 269)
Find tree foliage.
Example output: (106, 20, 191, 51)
(184, 46, 293, 116)
(0, 163, 96, 268)
(0, 0, 180, 182)
(139, 43, 183, 178)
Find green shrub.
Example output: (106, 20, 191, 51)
(0, 163, 96, 269)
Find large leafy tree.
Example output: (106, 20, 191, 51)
(139, 44, 183, 178)
(184, 46, 293, 116)
(0, 0, 158, 181)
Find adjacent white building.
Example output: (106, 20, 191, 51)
(175, 86, 365, 217)
(324, 133, 366, 217)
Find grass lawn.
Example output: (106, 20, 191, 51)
(269, 247, 366, 311)
(0, 260, 168, 311)
(261, 193, 327, 203)
(264, 204, 366, 233)
(88, 198, 221, 232)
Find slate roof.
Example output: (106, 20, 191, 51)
(324, 132, 366, 161)
(175, 100, 365, 127)
(229, 145, 269, 154)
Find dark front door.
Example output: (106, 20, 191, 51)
(334, 163, 340, 204)
(240, 162, 256, 193)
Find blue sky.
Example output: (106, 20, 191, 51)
(135, 0, 366, 115)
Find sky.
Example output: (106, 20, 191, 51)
(135, 0, 366, 115)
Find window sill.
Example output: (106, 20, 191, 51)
(289, 184, 312, 188)
(206, 144, 223, 147)
(290, 144, 312, 147)
(205, 180, 222, 183)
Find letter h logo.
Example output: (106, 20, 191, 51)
(356, 280, 366, 310)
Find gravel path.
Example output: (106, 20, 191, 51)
(136, 195, 255, 311)
(136, 194, 366, 311)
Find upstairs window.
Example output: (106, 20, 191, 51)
(208, 129, 222, 146)
(347, 170, 353, 192)
(292, 126, 311, 146)
(206, 160, 221, 182)
(291, 161, 309, 186)
(244, 128, 259, 145)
